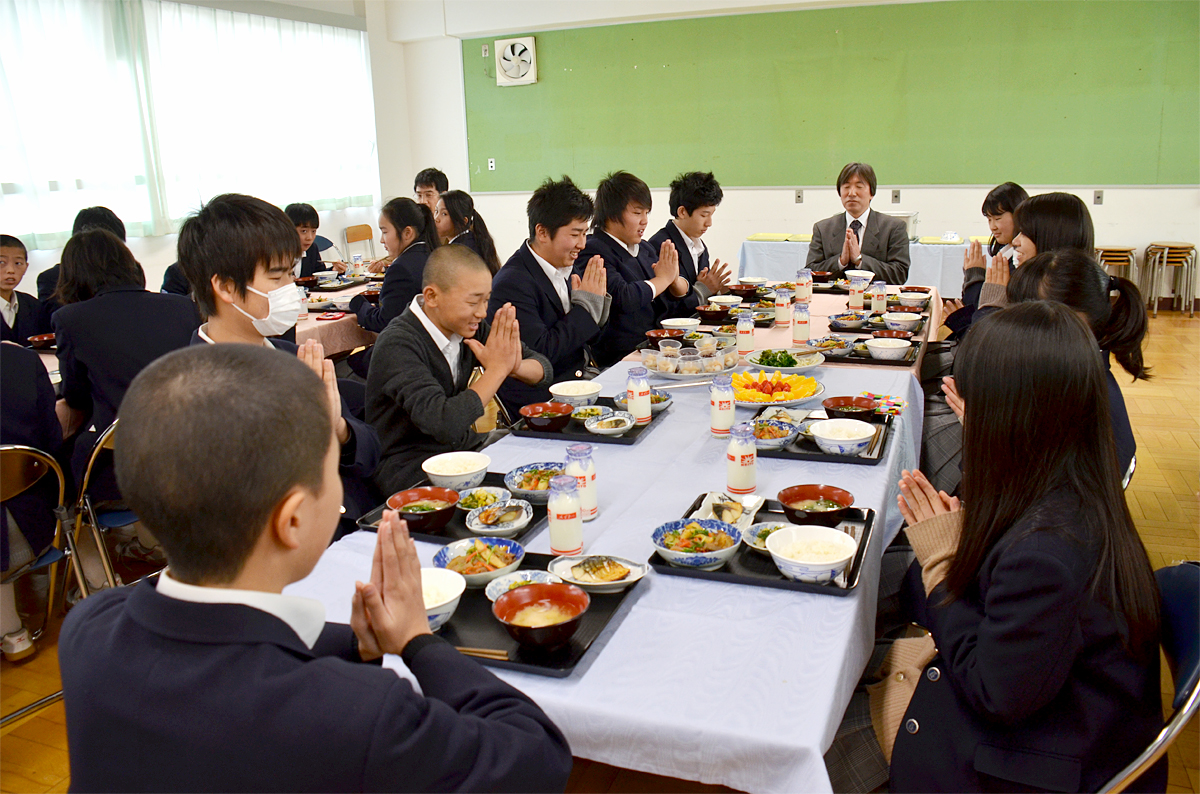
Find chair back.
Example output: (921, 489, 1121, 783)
(1098, 561, 1200, 793)
(76, 420, 119, 507)
(1, 447, 53, 502)
(343, 224, 376, 260)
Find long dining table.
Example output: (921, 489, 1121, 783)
(286, 286, 940, 794)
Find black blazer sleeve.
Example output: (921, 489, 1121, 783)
(489, 262, 599, 368)
(160, 263, 191, 296)
(52, 311, 93, 419)
(353, 249, 424, 333)
(339, 409, 381, 479)
(36, 266, 58, 303)
(806, 217, 845, 272)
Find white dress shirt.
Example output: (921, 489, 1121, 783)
(672, 220, 707, 271)
(845, 207, 871, 264)
(0, 292, 17, 329)
(527, 241, 570, 312)
(410, 295, 462, 376)
(156, 570, 327, 649)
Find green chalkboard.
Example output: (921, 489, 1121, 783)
(462, 0, 1199, 191)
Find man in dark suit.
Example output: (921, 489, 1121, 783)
(59, 343, 573, 793)
(37, 206, 127, 313)
(574, 171, 688, 367)
(806, 162, 910, 285)
(489, 177, 609, 412)
(648, 171, 732, 317)
(0, 235, 51, 344)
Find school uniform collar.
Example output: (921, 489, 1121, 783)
(604, 230, 639, 258)
(156, 570, 326, 649)
(196, 323, 275, 348)
(95, 284, 149, 297)
(0, 291, 18, 327)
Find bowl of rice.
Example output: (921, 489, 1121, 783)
(807, 418, 876, 456)
(548, 380, 603, 407)
(764, 524, 859, 584)
(422, 567, 467, 631)
(421, 451, 491, 490)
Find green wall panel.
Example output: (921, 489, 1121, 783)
(462, 1, 1199, 191)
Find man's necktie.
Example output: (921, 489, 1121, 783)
(850, 219, 862, 241)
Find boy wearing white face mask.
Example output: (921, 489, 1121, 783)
(178, 194, 382, 535)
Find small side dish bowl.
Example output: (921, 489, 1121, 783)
(492, 582, 590, 649)
(421, 451, 490, 491)
(650, 518, 741, 571)
(709, 295, 742, 308)
(548, 380, 602, 407)
(765, 524, 858, 584)
(822, 396, 879, 420)
(882, 312, 922, 332)
(742, 521, 800, 555)
(696, 305, 730, 324)
(571, 405, 612, 422)
(465, 499, 534, 537)
(293, 275, 318, 289)
(585, 411, 636, 437)
(829, 311, 868, 330)
(808, 419, 877, 456)
(871, 329, 913, 340)
(433, 537, 525, 588)
(661, 317, 701, 333)
(646, 328, 686, 349)
(806, 336, 852, 357)
(504, 463, 563, 504)
(456, 486, 511, 512)
(27, 334, 55, 350)
(519, 402, 574, 432)
(485, 570, 563, 602)
(385, 486, 460, 533)
(777, 484, 855, 527)
(865, 338, 911, 360)
(613, 389, 672, 413)
(750, 418, 799, 450)
(422, 568, 467, 631)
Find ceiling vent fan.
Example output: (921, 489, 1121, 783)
(495, 36, 537, 87)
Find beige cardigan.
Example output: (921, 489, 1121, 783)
(867, 512, 961, 761)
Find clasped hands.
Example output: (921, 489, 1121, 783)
(465, 303, 523, 376)
(839, 227, 862, 267)
(897, 469, 961, 527)
(297, 339, 350, 445)
(351, 512, 432, 661)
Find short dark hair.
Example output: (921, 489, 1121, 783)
(284, 203, 319, 228)
(177, 194, 301, 319)
(414, 168, 448, 193)
(592, 171, 651, 232)
(836, 163, 877, 196)
(0, 234, 26, 256)
(72, 206, 126, 241)
(668, 172, 723, 217)
(526, 176, 594, 240)
(981, 182, 1028, 217)
(57, 229, 145, 305)
(1013, 192, 1094, 254)
(116, 344, 332, 584)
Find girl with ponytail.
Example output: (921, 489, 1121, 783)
(351, 198, 440, 333)
(433, 190, 502, 275)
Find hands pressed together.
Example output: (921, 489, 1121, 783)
(840, 227, 862, 267)
(465, 303, 523, 377)
(697, 258, 732, 295)
(350, 511, 432, 661)
(297, 339, 350, 444)
(897, 469, 961, 527)
(570, 255, 607, 297)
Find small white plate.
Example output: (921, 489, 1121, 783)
(547, 555, 649, 593)
(484, 570, 563, 602)
(465, 499, 533, 537)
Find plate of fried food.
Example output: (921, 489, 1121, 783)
(731, 371, 824, 407)
(547, 554, 649, 593)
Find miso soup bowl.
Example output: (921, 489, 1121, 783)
(492, 582, 590, 649)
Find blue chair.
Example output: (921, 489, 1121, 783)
(1099, 561, 1200, 792)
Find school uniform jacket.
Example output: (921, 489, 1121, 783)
(159, 263, 190, 296)
(573, 232, 671, 368)
(806, 210, 911, 285)
(59, 579, 573, 793)
(366, 309, 551, 494)
(891, 490, 1166, 793)
(351, 241, 430, 333)
(0, 291, 51, 344)
(647, 221, 709, 316)
(489, 244, 604, 410)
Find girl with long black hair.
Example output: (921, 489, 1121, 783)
(433, 190, 502, 275)
(351, 197, 439, 333)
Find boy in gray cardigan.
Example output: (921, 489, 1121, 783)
(367, 246, 552, 494)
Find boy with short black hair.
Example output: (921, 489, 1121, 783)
(284, 202, 330, 277)
(648, 171, 732, 315)
(488, 176, 609, 411)
(60, 343, 573, 792)
(37, 206, 127, 309)
(414, 167, 449, 211)
(367, 245, 552, 493)
(0, 234, 51, 344)
(178, 193, 380, 530)
(573, 171, 687, 367)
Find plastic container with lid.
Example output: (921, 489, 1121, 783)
(626, 366, 652, 425)
(774, 287, 794, 327)
(564, 443, 597, 522)
(737, 314, 755, 356)
(869, 281, 887, 313)
(548, 475, 584, 555)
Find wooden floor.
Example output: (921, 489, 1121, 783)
(2, 312, 1197, 794)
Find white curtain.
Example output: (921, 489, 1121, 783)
(0, 0, 378, 248)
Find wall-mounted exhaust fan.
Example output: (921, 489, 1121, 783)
(495, 37, 537, 87)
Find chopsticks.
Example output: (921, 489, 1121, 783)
(456, 646, 510, 661)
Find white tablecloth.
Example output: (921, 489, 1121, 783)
(287, 361, 923, 793)
(739, 240, 969, 299)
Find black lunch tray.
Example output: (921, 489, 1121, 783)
(812, 281, 850, 295)
(510, 396, 668, 446)
(752, 409, 894, 466)
(648, 496, 876, 597)
(310, 277, 369, 292)
(355, 472, 547, 545)
(435, 553, 642, 677)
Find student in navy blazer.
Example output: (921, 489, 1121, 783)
(1, 236, 52, 344)
(433, 190, 503, 274)
(37, 206, 128, 317)
(350, 198, 439, 334)
(178, 193, 382, 534)
(52, 231, 200, 497)
(60, 343, 572, 793)
(489, 177, 610, 411)
(647, 172, 733, 317)
(285, 203, 338, 278)
(574, 172, 690, 368)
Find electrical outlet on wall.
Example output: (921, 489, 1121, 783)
(794, 189, 803, 203)
(891, 189, 901, 204)
(482, 44, 488, 58)
(1094, 190, 1104, 205)
(488, 158, 496, 171)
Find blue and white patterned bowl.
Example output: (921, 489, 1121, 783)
(571, 405, 612, 422)
(882, 312, 922, 332)
(433, 537, 525, 588)
(651, 518, 741, 571)
(484, 570, 564, 602)
(503, 462, 563, 504)
(613, 389, 672, 413)
(421, 568, 467, 631)
(420, 451, 490, 490)
(742, 521, 800, 555)
(829, 311, 868, 330)
(805, 336, 852, 358)
(764, 524, 858, 584)
(465, 499, 533, 537)
(808, 418, 876, 456)
(455, 486, 511, 512)
(750, 418, 799, 451)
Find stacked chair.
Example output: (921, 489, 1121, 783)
(1141, 242, 1197, 318)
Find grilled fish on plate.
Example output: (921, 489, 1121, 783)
(571, 556, 630, 583)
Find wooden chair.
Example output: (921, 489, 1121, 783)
(343, 224, 376, 261)
(1094, 246, 1137, 285)
(1142, 242, 1196, 318)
